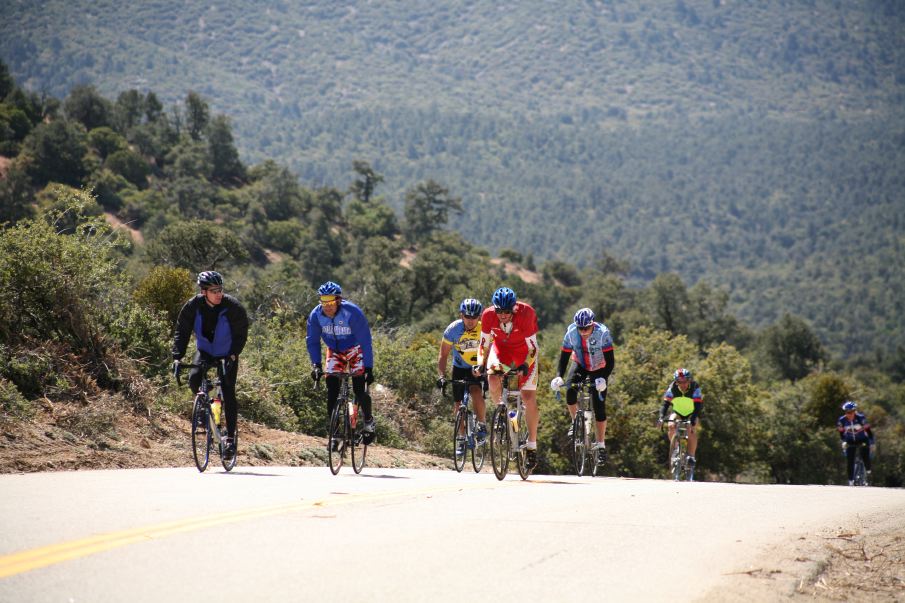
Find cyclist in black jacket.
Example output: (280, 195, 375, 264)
(172, 271, 249, 460)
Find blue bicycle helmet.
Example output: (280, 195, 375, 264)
(674, 368, 692, 381)
(317, 281, 342, 296)
(573, 308, 595, 327)
(459, 298, 483, 318)
(491, 287, 517, 311)
(197, 271, 223, 288)
(842, 401, 858, 412)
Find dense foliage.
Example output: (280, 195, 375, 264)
(0, 61, 902, 484)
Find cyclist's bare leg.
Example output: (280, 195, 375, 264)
(688, 423, 698, 457)
(487, 373, 503, 406)
(596, 419, 607, 444)
(522, 389, 539, 443)
(469, 383, 486, 423)
(667, 421, 677, 444)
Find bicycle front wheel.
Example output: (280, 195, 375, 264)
(350, 404, 366, 474)
(471, 413, 486, 473)
(191, 396, 211, 473)
(453, 407, 467, 472)
(669, 435, 684, 481)
(328, 402, 346, 475)
(572, 413, 587, 476)
(489, 405, 509, 480)
(853, 457, 866, 486)
(221, 426, 237, 472)
(516, 409, 531, 480)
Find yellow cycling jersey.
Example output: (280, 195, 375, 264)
(442, 319, 482, 368)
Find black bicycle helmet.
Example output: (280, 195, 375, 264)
(197, 271, 223, 288)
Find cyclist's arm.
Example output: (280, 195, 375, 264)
(437, 340, 453, 378)
(305, 308, 324, 365)
(556, 349, 571, 378)
(476, 329, 493, 370)
(172, 297, 197, 359)
(601, 348, 615, 380)
(350, 307, 374, 368)
(226, 298, 250, 357)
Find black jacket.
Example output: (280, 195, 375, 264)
(172, 294, 249, 360)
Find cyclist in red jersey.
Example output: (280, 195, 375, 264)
(475, 287, 540, 470)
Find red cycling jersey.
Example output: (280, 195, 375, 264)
(478, 301, 538, 366)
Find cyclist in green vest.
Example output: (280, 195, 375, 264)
(657, 368, 703, 470)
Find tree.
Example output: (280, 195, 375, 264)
(20, 119, 89, 187)
(0, 160, 35, 224)
(184, 92, 210, 141)
(113, 89, 145, 132)
(105, 149, 149, 188)
(133, 266, 195, 325)
(88, 126, 127, 160)
(144, 220, 248, 270)
(759, 313, 826, 381)
(645, 272, 689, 335)
(63, 85, 112, 131)
(348, 160, 384, 203)
(402, 179, 462, 244)
(0, 60, 14, 99)
(207, 114, 245, 184)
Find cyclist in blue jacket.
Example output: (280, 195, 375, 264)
(837, 400, 873, 485)
(550, 308, 615, 465)
(173, 271, 249, 460)
(306, 281, 376, 446)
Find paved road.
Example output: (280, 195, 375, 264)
(1, 467, 903, 602)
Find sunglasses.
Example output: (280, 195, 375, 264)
(578, 325, 593, 332)
(204, 287, 223, 294)
(319, 295, 339, 304)
(494, 308, 513, 315)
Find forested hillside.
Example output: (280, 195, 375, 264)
(1, 61, 904, 484)
(3, 1, 904, 357)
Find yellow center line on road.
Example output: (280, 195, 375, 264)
(0, 481, 500, 579)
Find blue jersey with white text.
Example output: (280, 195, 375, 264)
(306, 300, 373, 367)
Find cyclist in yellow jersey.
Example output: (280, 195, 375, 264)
(437, 299, 488, 451)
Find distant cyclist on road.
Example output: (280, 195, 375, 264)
(437, 298, 488, 456)
(476, 287, 540, 470)
(658, 368, 703, 471)
(306, 281, 376, 446)
(172, 271, 249, 461)
(837, 400, 873, 486)
(550, 308, 615, 466)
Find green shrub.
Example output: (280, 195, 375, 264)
(133, 266, 194, 325)
(0, 377, 34, 420)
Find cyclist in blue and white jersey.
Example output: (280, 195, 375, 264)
(549, 308, 615, 465)
(306, 281, 376, 444)
(837, 401, 873, 485)
(437, 298, 488, 454)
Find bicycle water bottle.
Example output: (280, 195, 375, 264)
(509, 409, 518, 434)
(211, 398, 222, 425)
(349, 401, 358, 428)
(584, 410, 592, 436)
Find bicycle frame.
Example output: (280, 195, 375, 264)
(176, 359, 235, 472)
(669, 418, 692, 481)
(447, 379, 486, 473)
(489, 370, 530, 480)
(567, 378, 600, 477)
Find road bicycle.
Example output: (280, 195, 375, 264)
(444, 379, 486, 473)
(176, 359, 237, 473)
(489, 368, 531, 481)
(666, 417, 693, 482)
(557, 377, 601, 477)
(322, 370, 368, 475)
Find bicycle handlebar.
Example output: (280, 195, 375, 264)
(174, 359, 226, 387)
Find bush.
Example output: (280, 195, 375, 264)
(0, 377, 34, 421)
(133, 266, 195, 325)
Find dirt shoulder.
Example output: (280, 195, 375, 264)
(700, 508, 905, 601)
(0, 403, 451, 473)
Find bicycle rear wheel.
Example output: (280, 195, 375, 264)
(191, 395, 211, 473)
(516, 409, 531, 480)
(572, 413, 587, 476)
(453, 407, 467, 472)
(350, 404, 366, 474)
(328, 402, 346, 475)
(471, 412, 486, 473)
(490, 405, 509, 480)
